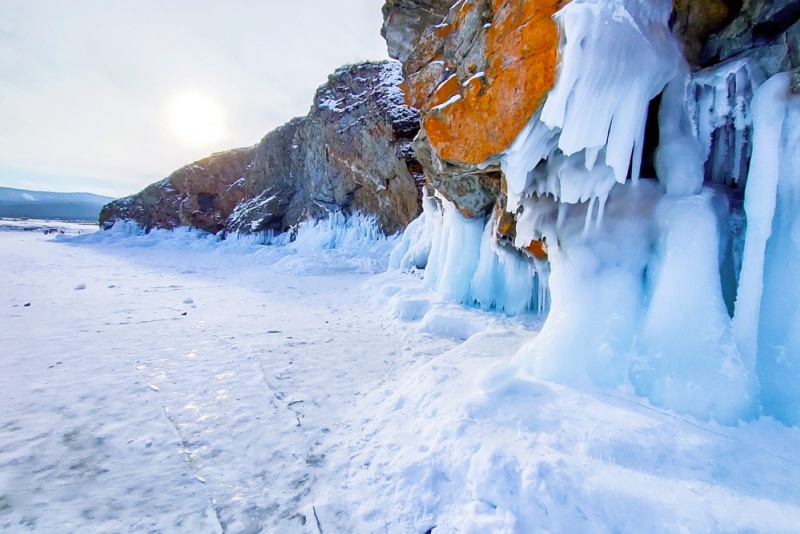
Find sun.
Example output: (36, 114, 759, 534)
(166, 91, 227, 149)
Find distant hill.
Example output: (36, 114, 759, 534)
(0, 187, 116, 222)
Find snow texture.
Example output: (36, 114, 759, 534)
(3, 218, 800, 532)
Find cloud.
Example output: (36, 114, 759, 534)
(0, 0, 389, 197)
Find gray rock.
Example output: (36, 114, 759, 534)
(701, 0, 800, 74)
(102, 61, 423, 237)
(413, 129, 500, 218)
(381, 0, 456, 62)
(230, 61, 423, 235)
(100, 148, 254, 233)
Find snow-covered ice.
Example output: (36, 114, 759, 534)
(2, 218, 800, 532)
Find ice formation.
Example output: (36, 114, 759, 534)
(687, 59, 765, 187)
(393, 193, 549, 316)
(97, 212, 399, 275)
(734, 73, 800, 425)
(502, 0, 682, 213)
(389, 0, 800, 425)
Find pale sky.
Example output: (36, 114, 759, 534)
(0, 1, 390, 198)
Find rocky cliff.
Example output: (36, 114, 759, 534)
(383, 0, 562, 217)
(100, 61, 422, 235)
(382, 0, 800, 222)
(383, 0, 800, 425)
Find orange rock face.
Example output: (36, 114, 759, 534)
(403, 0, 563, 165)
(524, 239, 548, 260)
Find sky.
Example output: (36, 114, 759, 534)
(0, 1, 390, 198)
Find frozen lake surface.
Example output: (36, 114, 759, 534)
(2, 222, 800, 533)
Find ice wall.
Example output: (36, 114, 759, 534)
(501, 0, 757, 423)
(734, 73, 800, 426)
(391, 193, 549, 316)
(389, 0, 798, 425)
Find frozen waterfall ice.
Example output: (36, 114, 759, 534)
(389, 0, 800, 426)
(734, 72, 800, 426)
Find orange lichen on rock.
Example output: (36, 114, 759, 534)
(524, 239, 549, 260)
(496, 211, 516, 239)
(406, 0, 563, 165)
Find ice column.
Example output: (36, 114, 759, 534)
(734, 73, 800, 425)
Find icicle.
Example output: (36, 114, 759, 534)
(539, 0, 680, 183)
(655, 68, 705, 197)
(687, 58, 765, 186)
(733, 72, 800, 425)
(583, 196, 596, 236)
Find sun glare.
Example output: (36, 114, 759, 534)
(166, 91, 227, 148)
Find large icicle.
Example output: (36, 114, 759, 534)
(501, 0, 681, 214)
(631, 190, 755, 424)
(539, 0, 680, 183)
(733, 73, 800, 426)
(389, 192, 438, 270)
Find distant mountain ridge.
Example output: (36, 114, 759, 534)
(0, 187, 115, 222)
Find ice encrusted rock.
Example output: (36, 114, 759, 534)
(389, 0, 800, 426)
(502, 0, 682, 212)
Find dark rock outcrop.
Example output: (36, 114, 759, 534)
(701, 0, 800, 76)
(100, 147, 253, 233)
(229, 62, 422, 235)
(100, 179, 182, 231)
(100, 61, 422, 235)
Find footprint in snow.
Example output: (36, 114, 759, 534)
(74, 283, 86, 291)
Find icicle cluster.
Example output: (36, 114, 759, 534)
(391, 192, 549, 317)
(502, 0, 681, 216)
(687, 59, 765, 187)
